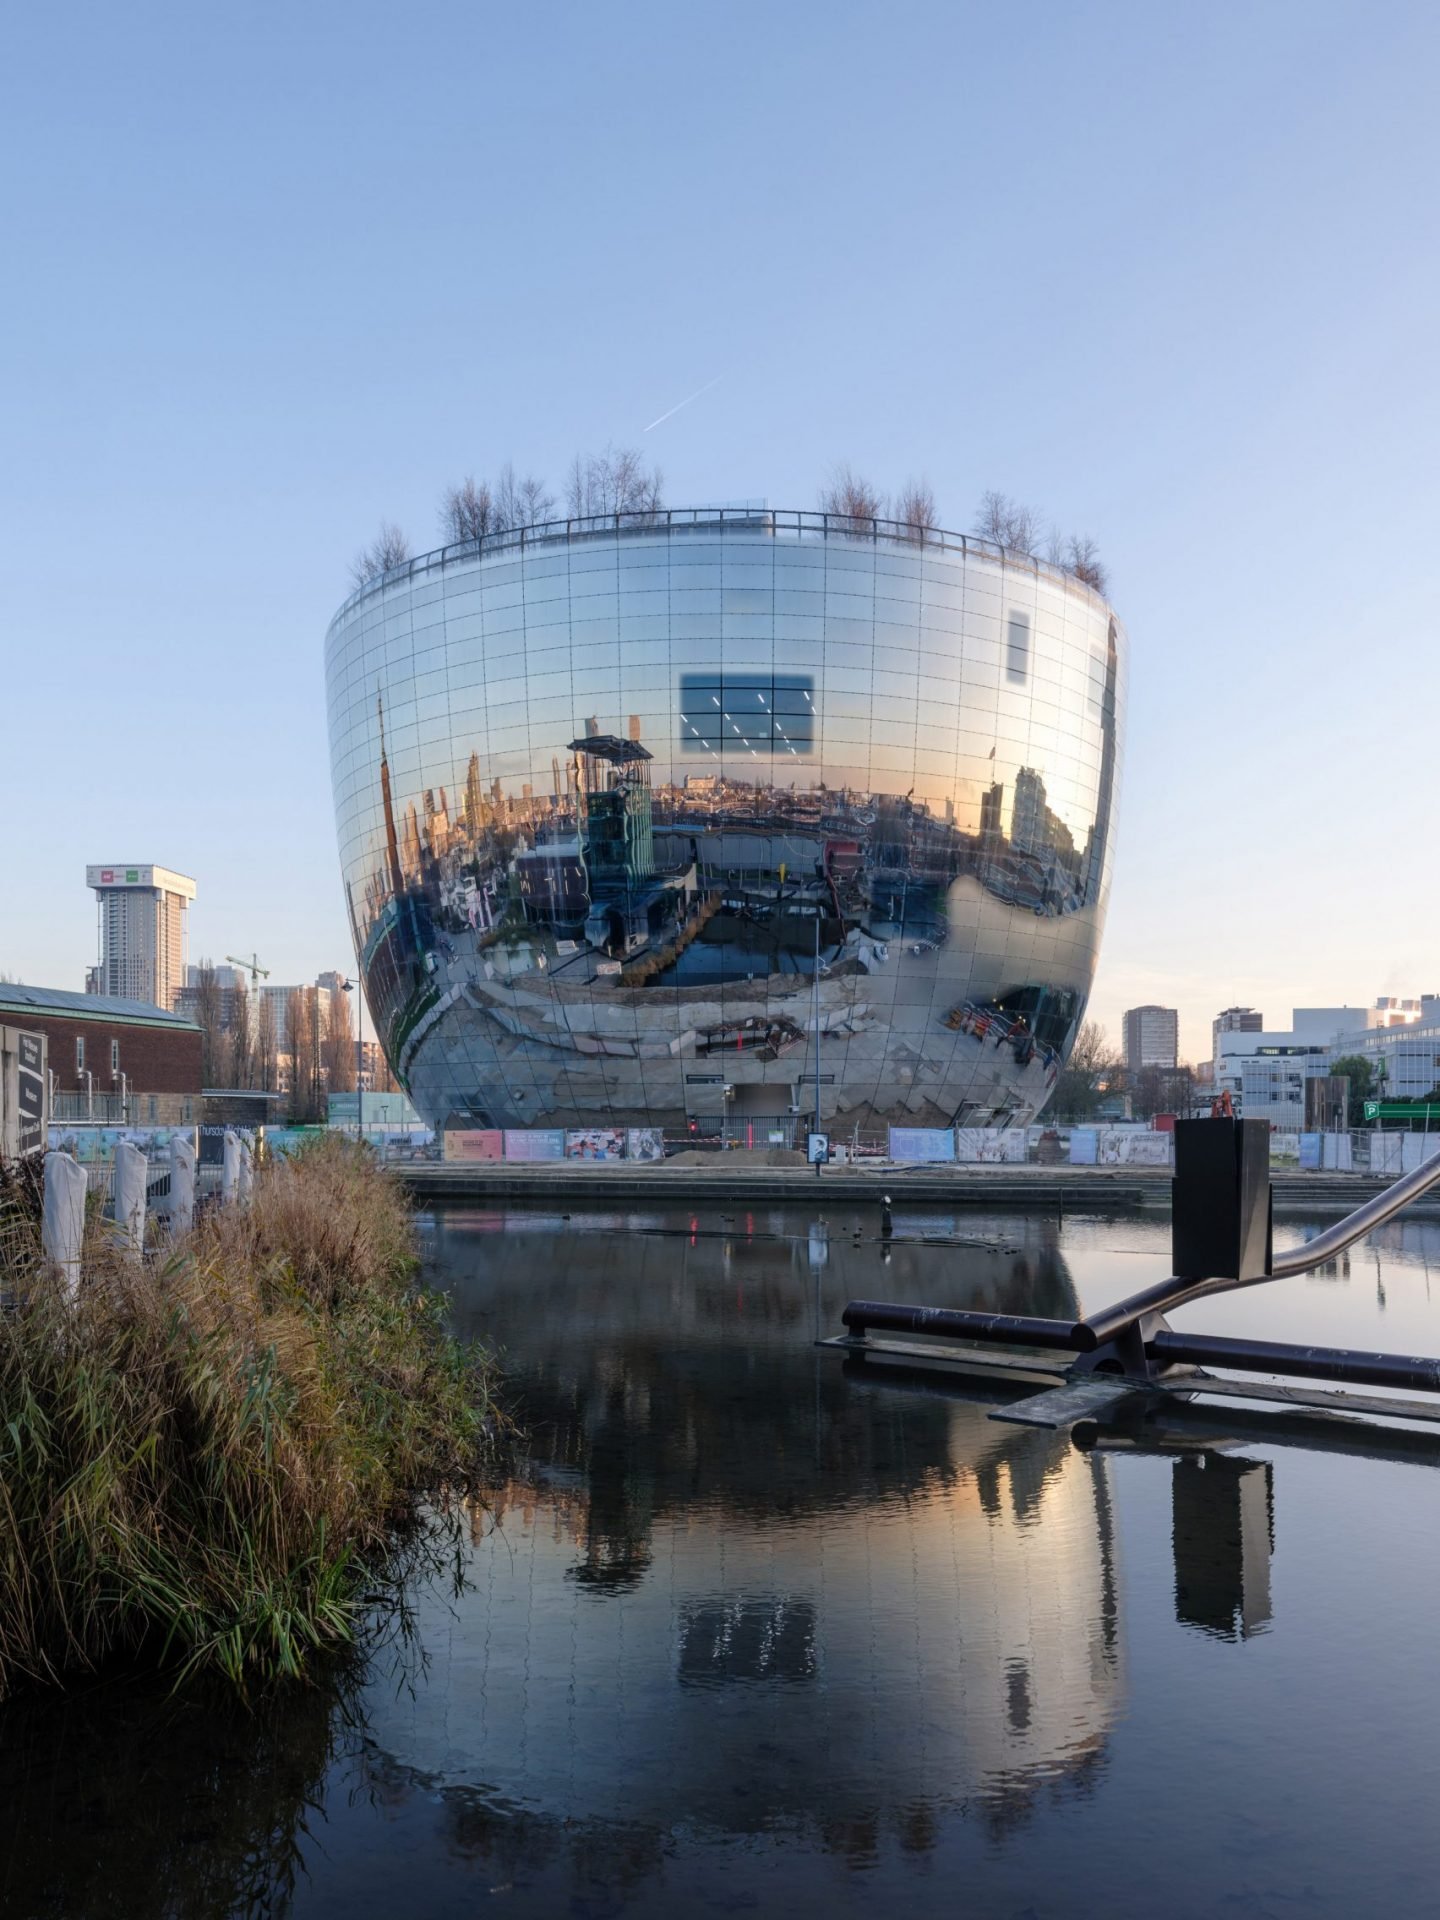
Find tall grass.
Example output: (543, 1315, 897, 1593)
(0, 1135, 496, 1698)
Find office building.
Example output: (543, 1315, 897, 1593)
(86, 864, 196, 1010)
(326, 504, 1126, 1131)
(1212, 1006, 1262, 1064)
(1123, 1005, 1179, 1073)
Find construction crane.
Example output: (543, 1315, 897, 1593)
(226, 953, 271, 987)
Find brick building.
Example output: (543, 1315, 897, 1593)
(0, 983, 203, 1126)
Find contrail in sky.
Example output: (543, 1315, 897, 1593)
(644, 374, 723, 433)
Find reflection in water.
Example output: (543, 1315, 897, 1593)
(5, 1208, 1440, 1918)
(356, 1207, 1126, 1848)
(1173, 1457, 1274, 1641)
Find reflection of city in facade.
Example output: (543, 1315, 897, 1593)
(325, 510, 1127, 1130)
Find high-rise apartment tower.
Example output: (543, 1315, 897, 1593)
(86, 865, 196, 1010)
(1123, 1004, 1179, 1072)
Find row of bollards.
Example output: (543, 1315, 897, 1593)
(39, 1128, 252, 1299)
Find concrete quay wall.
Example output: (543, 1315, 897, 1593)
(399, 1160, 1434, 1216)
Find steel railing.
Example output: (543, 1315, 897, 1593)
(328, 504, 1110, 631)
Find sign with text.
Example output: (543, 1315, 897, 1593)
(443, 1129, 503, 1161)
(503, 1129, 565, 1162)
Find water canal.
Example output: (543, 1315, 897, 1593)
(3, 1203, 1439, 1917)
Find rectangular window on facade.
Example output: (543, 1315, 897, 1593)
(678, 672, 816, 755)
(75, 1036, 85, 1073)
(1006, 612, 1031, 685)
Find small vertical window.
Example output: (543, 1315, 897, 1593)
(76, 1036, 85, 1073)
(1006, 611, 1031, 684)
(111, 1039, 120, 1075)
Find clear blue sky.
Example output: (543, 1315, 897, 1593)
(4, 1, 1437, 1061)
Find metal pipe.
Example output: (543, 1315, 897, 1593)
(842, 1300, 1078, 1350)
(1268, 1148, 1440, 1275)
(1075, 1148, 1440, 1349)
(1148, 1329, 1440, 1395)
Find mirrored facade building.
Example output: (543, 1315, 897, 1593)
(325, 509, 1126, 1133)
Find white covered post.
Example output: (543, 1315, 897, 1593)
(222, 1129, 240, 1204)
(42, 1150, 87, 1300)
(170, 1134, 196, 1236)
(237, 1133, 254, 1204)
(113, 1140, 147, 1256)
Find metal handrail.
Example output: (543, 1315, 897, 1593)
(326, 504, 1112, 634)
(1074, 1148, 1440, 1350)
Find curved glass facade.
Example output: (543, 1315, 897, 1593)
(325, 510, 1126, 1134)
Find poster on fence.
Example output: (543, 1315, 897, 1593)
(954, 1128, 1028, 1164)
(1401, 1133, 1440, 1174)
(1322, 1133, 1353, 1171)
(47, 1125, 196, 1164)
(889, 1127, 957, 1162)
(627, 1127, 666, 1162)
(566, 1127, 627, 1160)
(1069, 1129, 1098, 1165)
(1098, 1130, 1172, 1166)
(1299, 1133, 1323, 1170)
(443, 1129, 503, 1161)
(503, 1129, 565, 1162)
(264, 1127, 320, 1160)
(1370, 1133, 1404, 1175)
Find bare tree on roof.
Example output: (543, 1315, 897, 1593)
(349, 522, 411, 589)
(518, 474, 556, 526)
(496, 462, 557, 530)
(974, 490, 1041, 556)
(566, 447, 664, 520)
(819, 464, 885, 532)
(440, 477, 496, 544)
(893, 478, 937, 543)
(1065, 534, 1108, 595)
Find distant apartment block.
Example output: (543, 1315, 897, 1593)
(1123, 1005, 1179, 1072)
(86, 864, 196, 1010)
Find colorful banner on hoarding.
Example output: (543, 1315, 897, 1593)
(889, 1127, 957, 1163)
(443, 1130, 504, 1161)
(566, 1128, 627, 1161)
(503, 1129, 565, 1162)
(626, 1128, 665, 1163)
(47, 1125, 198, 1165)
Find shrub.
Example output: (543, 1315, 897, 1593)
(0, 1135, 496, 1697)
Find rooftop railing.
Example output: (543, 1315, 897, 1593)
(329, 506, 1112, 628)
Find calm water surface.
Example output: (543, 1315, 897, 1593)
(3, 1204, 1440, 1918)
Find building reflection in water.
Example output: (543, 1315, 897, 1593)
(351, 1209, 1126, 1849)
(1173, 1456, 1274, 1641)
